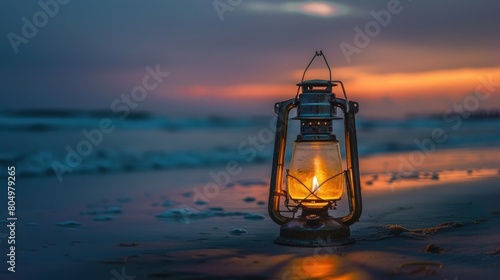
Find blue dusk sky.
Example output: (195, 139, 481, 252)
(1, 0, 499, 118)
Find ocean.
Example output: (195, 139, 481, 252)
(0, 109, 499, 179)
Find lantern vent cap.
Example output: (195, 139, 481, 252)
(297, 79, 338, 93)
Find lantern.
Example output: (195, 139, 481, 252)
(268, 51, 362, 247)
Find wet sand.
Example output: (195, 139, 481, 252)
(3, 147, 500, 279)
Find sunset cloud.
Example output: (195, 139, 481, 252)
(245, 1, 351, 18)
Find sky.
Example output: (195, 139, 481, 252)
(1, 0, 499, 118)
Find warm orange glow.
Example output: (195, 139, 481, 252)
(359, 147, 500, 195)
(288, 142, 344, 206)
(280, 255, 370, 280)
(300, 2, 337, 17)
(182, 66, 500, 103)
(246, 1, 348, 18)
(293, 66, 500, 98)
(312, 175, 320, 192)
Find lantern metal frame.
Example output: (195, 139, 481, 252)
(268, 51, 362, 247)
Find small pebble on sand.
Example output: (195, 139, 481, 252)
(243, 197, 256, 203)
(425, 243, 444, 254)
(56, 220, 82, 227)
(229, 228, 247, 235)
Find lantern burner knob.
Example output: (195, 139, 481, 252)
(305, 214, 321, 227)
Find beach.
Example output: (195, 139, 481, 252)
(2, 144, 499, 279)
(3, 1, 500, 279)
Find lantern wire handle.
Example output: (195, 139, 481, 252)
(295, 51, 349, 112)
(300, 50, 332, 84)
(295, 50, 331, 102)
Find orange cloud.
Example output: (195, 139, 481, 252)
(245, 1, 350, 18)
(333, 66, 500, 98)
(183, 66, 500, 102)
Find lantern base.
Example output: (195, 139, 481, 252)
(275, 217, 353, 247)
